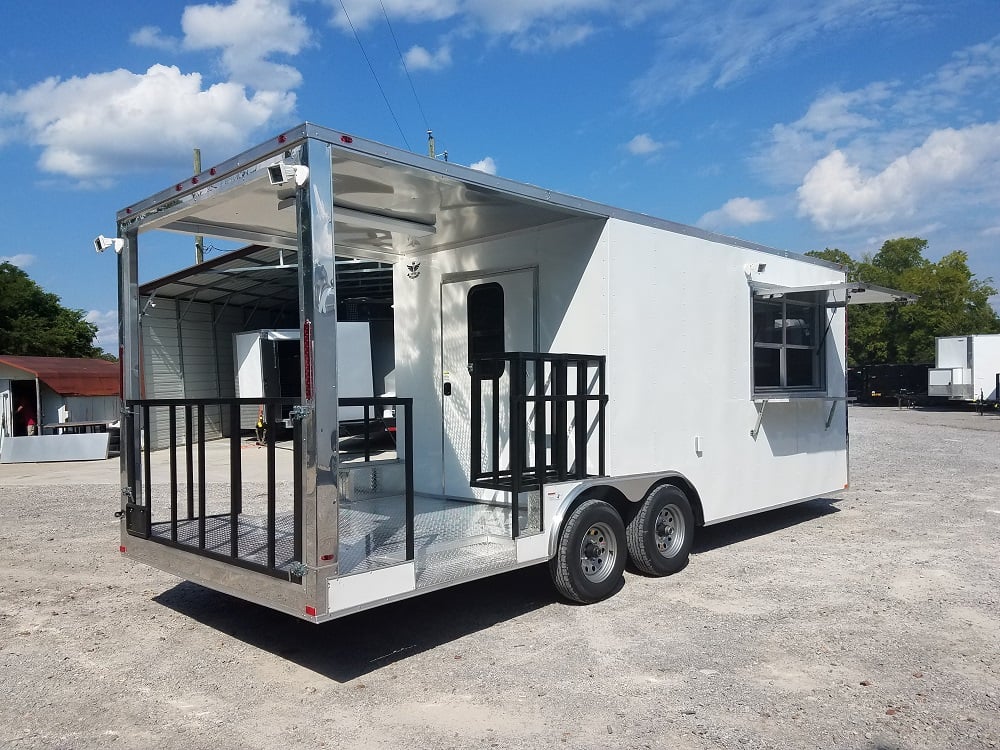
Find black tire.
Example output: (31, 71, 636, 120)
(550, 498, 627, 604)
(625, 484, 694, 576)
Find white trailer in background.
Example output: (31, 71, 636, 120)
(111, 123, 910, 623)
(928, 334, 1000, 402)
(235, 324, 378, 425)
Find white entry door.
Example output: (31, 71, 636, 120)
(441, 269, 537, 499)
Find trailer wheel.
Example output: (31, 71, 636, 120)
(625, 484, 694, 576)
(550, 499, 626, 603)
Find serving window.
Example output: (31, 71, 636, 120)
(752, 292, 824, 393)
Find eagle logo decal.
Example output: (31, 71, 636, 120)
(406, 261, 421, 279)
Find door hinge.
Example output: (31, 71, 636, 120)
(289, 405, 313, 421)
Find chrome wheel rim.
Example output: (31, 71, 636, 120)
(579, 521, 617, 583)
(654, 503, 685, 558)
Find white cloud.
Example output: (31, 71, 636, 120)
(0, 64, 295, 180)
(625, 133, 663, 156)
(510, 23, 595, 52)
(469, 156, 497, 174)
(182, 0, 310, 90)
(86, 310, 118, 353)
(698, 197, 772, 229)
(404, 45, 453, 71)
(331, 0, 461, 30)
(631, 1, 917, 105)
(0, 254, 35, 268)
(0, 0, 308, 182)
(130, 25, 180, 51)
(329, 0, 606, 52)
(797, 123, 1000, 231)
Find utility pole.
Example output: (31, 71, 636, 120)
(193, 148, 204, 264)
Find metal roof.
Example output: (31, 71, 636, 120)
(0, 356, 120, 396)
(119, 122, 842, 272)
(138, 244, 393, 312)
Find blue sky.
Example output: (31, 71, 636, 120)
(2, 0, 999, 352)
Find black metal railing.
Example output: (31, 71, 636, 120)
(124, 397, 302, 580)
(470, 353, 607, 537)
(339, 396, 415, 561)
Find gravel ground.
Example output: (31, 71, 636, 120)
(1, 405, 998, 750)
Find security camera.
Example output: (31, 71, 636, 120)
(94, 235, 124, 254)
(267, 162, 309, 187)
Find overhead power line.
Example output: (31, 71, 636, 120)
(380, 0, 430, 134)
(339, 0, 411, 150)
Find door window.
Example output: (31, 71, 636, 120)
(467, 282, 505, 379)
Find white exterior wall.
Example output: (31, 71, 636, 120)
(603, 219, 847, 524)
(394, 216, 848, 522)
(394, 219, 607, 497)
(970, 335, 1000, 400)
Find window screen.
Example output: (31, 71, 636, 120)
(468, 282, 505, 379)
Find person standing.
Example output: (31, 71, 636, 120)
(16, 399, 37, 436)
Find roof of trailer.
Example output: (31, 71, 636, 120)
(118, 122, 840, 271)
(0, 356, 120, 396)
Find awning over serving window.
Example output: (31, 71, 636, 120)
(749, 281, 916, 305)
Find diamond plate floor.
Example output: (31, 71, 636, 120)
(150, 512, 297, 572)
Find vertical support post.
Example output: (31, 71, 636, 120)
(554, 359, 567, 481)
(490, 370, 501, 483)
(574, 359, 588, 478)
(403, 399, 414, 561)
(266, 401, 277, 570)
(598, 358, 606, 478)
(185, 403, 194, 518)
(118, 228, 143, 539)
(509, 355, 523, 539)
(533, 357, 546, 486)
(470, 370, 482, 483)
(169, 406, 177, 541)
(293, 416, 303, 569)
(198, 404, 206, 549)
(298, 136, 337, 604)
(142, 404, 152, 536)
(229, 401, 241, 558)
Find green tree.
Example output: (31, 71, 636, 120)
(807, 238, 1000, 366)
(0, 262, 104, 358)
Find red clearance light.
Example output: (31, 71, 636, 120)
(305, 605, 317, 617)
(320, 554, 334, 561)
(210, 167, 217, 175)
(191, 176, 199, 185)
(126, 207, 132, 214)
(278, 134, 288, 144)
(119, 545, 126, 553)
(340, 135, 353, 144)
(303, 319, 314, 401)
(175, 184, 183, 191)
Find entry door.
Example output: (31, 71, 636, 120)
(0, 381, 11, 444)
(441, 269, 537, 499)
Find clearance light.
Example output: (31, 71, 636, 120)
(320, 554, 334, 561)
(340, 135, 353, 144)
(119, 546, 127, 553)
(305, 606, 317, 617)
(303, 319, 314, 401)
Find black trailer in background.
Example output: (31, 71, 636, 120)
(849, 363, 932, 405)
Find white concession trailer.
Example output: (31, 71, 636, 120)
(111, 123, 907, 622)
(928, 334, 1000, 402)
